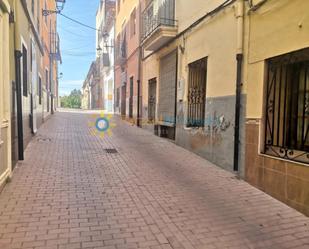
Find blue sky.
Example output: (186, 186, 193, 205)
(58, 0, 99, 96)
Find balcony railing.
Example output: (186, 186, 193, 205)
(115, 37, 127, 65)
(142, 0, 177, 41)
(50, 32, 61, 62)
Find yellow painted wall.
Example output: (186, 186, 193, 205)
(176, 0, 232, 33)
(180, 5, 237, 98)
(0, 0, 12, 188)
(245, 0, 309, 118)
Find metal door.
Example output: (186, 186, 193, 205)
(121, 84, 126, 117)
(129, 77, 133, 118)
(158, 50, 177, 125)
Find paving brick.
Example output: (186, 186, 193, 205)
(0, 111, 308, 249)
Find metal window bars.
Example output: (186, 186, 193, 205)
(187, 58, 207, 128)
(142, 0, 177, 41)
(264, 48, 309, 164)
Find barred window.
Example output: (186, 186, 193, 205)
(264, 48, 309, 164)
(187, 57, 207, 127)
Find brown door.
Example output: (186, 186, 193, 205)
(121, 84, 126, 117)
(148, 78, 157, 122)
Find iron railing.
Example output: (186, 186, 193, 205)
(50, 32, 61, 62)
(187, 58, 207, 127)
(142, 0, 177, 41)
(264, 48, 309, 164)
(115, 35, 127, 65)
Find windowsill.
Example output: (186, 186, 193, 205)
(258, 152, 309, 168)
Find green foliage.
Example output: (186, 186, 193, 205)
(60, 89, 82, 109)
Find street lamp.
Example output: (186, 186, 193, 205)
(102, 31, 114, 49)
(42, 0, 66, 16)
(56, 0, 66, 11)
(57, 72, 63, 80)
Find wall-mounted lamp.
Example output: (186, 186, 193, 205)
(42, 0, 66, 16)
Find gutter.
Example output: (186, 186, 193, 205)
(137, 1, 142, 127)
(233, 0, 244, 172)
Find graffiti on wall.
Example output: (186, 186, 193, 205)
(189, 112, 231, 149)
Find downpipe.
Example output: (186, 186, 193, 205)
(233, 0, 244, 172)
(14, 50, 24, 161)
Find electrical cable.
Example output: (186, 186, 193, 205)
(58, 26, 95, 39)
(59, 13, 100, 32)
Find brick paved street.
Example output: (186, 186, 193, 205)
(0, 110, 309, 249)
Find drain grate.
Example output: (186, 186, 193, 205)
(37, 137, 52, 142)
(105, 148, 118, 154)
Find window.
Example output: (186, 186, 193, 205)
(130, 8, 136, 37)
(117, 0, 120, 13)
(264, 48, 309, 164)
(38, 76, 42, 105)
(22, 45, 28, 97)
(187, 57, 207, 127)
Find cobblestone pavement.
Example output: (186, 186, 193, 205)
(0, 110, 309, 249)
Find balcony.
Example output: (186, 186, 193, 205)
(50, 32, 62, 63)
(115, 38, 127, 66)
(142, 0, 177, 51)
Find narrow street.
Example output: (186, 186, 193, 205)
(0, 111, 308, 249)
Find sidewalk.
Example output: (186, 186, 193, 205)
(0, 111, 308, 249)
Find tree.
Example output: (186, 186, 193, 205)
(60, 89, 82, 109)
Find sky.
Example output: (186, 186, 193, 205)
(58, 0, 99, 96)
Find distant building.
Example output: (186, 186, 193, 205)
(115, 0, 141, 122)
(82, 61, 102, 110)
(96, 0, 115, 113)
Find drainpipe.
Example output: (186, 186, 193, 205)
(15, 50, 24, 161)
(137, 1, 142, 127)
(12, 1, 24, 161)
(233, 0, 244, 172)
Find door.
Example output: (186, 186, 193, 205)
(148, 78, 157, 122)
(158, 50, 177, 125)
(129, 77, 133, 118)
(121, 84, 126, 117)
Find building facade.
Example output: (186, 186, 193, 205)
(112, 0, 309, 216)
(40, 0, 61, 120)
(0, 0, 12, 190)
(140, 0, 243, 173)
(1, 0, 60, 188)
(115, 0, 141, 122)
(244, 0, 309, 216)
(82, 61, 102, 110)
(96, 0, 115, 113)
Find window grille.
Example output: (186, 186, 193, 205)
(187, 57, 207, 127)
(264, 48, 309, 164)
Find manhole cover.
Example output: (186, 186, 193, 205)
(105, 148, 118, 154)
(37, 137, 52, 142)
